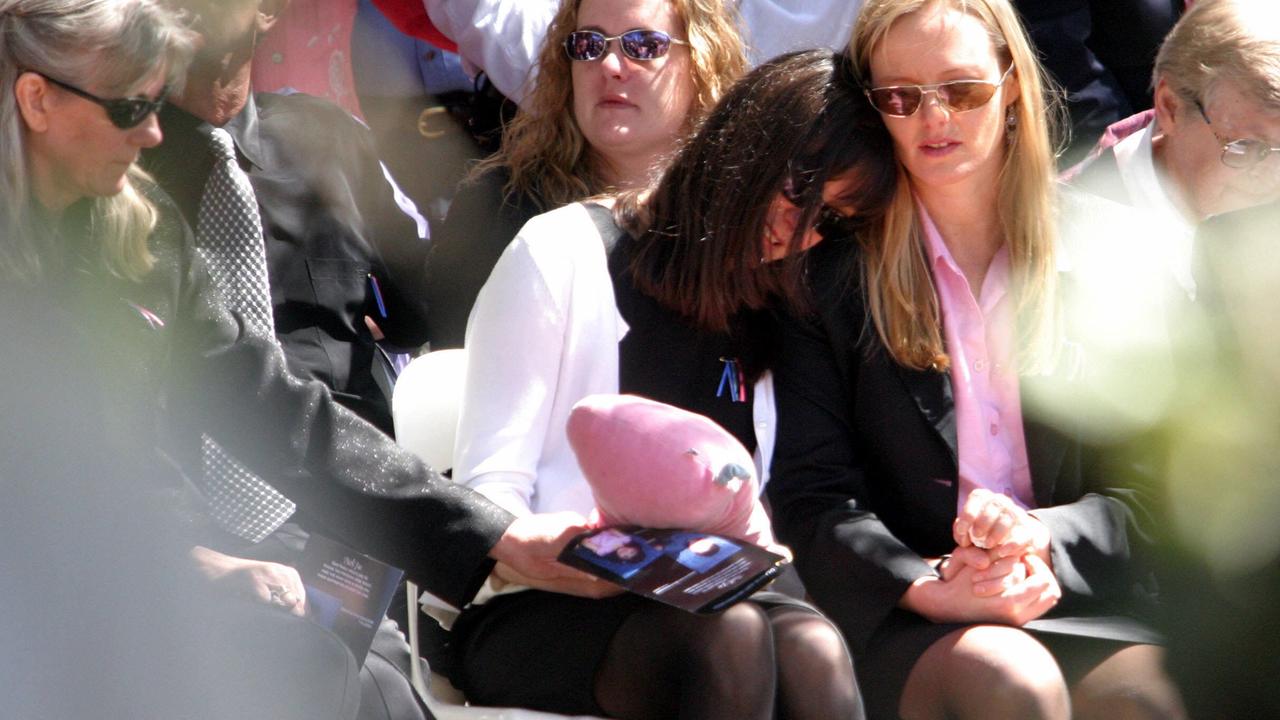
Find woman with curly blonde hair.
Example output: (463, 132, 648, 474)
(425, 0, 747, 348)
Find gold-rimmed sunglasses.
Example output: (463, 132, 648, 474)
(865, 65, 1014, 118)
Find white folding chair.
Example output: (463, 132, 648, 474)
(392, 349, 608, 720)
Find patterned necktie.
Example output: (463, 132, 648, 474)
(193, 127, 295, 542)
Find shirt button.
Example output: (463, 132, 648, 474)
(974, 359, 987, 372)
(271, 52, 284, 64)
(990, 422, 999, 436)
(756, 421, 768, 429)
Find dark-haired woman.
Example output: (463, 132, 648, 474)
(450, 49, 897, 720)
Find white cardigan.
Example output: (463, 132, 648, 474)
(454, 202, 778, 521)
(454, 203, 624, 518)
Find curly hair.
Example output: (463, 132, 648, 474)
(474, 0, 747, 210)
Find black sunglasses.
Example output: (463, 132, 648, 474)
(564, 28, 689, 62)
(783, 175, 862, 241)
(34, 72, 167, 129)
(812, 204, 863, 241)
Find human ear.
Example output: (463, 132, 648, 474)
(1152, 77, 1183, 135)
(13, 72, 52, 133)
(1001, 65, 1021, 109)
(256, 0, 290, 36)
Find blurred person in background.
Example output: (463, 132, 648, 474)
(1150, 200, 1280, 719)
(145, 0, 429, 438)
(250, 0, 363, 116)
(1014, 0, 1184, 166)
(1066, 0, 1280, 300)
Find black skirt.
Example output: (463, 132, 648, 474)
(447, 582, 818, 717)
(857, 608, 1162, 719)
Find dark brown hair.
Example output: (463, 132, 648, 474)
(615, 49, 896, 333)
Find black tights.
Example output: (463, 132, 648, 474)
(595, 601, 865, 720)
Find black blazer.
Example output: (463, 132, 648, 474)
(144, 94, 430, 435)
(766, 238, 1158, 652)
(52, 184, 509, 609)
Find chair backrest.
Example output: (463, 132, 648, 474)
(392, 348, 468, 472)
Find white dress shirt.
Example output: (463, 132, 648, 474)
(1113, 121, 1199, 298)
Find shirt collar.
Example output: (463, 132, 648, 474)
(1113, 121, 1198, 296)
(1114, 121, 1194, 236)
(214, 92, 264, 170)
(917, 200, 1012, 309)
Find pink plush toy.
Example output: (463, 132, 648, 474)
(566, 394, 775, 547)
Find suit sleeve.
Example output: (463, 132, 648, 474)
(163, 212, 510, 608)
(1031, 479, 1158, 609)
(767, 288, 936, 652)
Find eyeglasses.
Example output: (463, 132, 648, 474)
(812, 205, 863, 240)
(865, 65, 1014, 117)
(32, 72, 167, 129)
(783, 175, 862, 240)
(1195, 100, 1280, 170)
(564, 28, 689, 62)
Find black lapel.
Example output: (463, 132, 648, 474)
(1021, 372, 1071, 507)
(895, 363, 958, 465)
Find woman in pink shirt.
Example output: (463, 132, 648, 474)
(766, 1, 1187, 719)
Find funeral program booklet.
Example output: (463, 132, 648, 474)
(558, 527, 787, 614)
(297, 533, 404, 665)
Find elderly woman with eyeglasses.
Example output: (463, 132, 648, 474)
(765, 1, 1189, 720)
(423, 0, 746, 349)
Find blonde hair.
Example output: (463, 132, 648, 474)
(474, 0, 747, 210)
(851, 0, 1065, 373)
(1155, 0, 1280, 112)
(0, 0, 194, 282)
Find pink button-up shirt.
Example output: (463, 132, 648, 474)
(919, 208, 1035, 512)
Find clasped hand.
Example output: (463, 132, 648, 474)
(952, 488, 1052, 566)
(903, 490, 1060, 626)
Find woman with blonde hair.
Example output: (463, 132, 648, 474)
(424, 0, 747, 348)
(2, 0, 614, 714)
(767, 1, 1188, 718)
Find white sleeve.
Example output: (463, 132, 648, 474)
(424, 0, 557, 105)
(453, 232, 567, 516)
(751, 370, 777, 493)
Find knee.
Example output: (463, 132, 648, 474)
(949, 626, 1070, 720)
(1075, 692, 1184, 720)
(692, 602, 773, 660)
(1073, 647, 1187, 720)
(772, 612, 853, 677)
